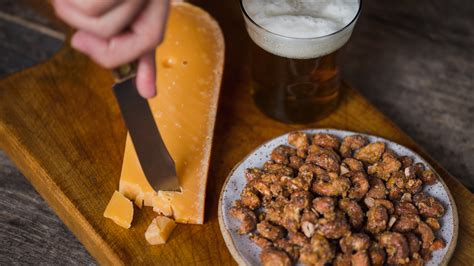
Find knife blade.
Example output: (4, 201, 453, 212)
(112, 64, 180, 192)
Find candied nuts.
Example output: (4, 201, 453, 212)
(229, 132, 446, 265)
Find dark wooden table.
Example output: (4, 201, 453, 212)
(0, 0, 472, 264)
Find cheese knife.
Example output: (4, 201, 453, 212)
(112, 63, 180, 192)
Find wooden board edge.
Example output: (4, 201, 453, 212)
(0, 46, 123, 264)
(0, 125, 122, 265)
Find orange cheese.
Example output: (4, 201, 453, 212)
(103, 191, 134, 229)
(118, 3, 224, 224)
(145, 216, 177, 245)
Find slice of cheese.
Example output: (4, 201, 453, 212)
(103, 191, 134, 229)
(119, 3, 224, 224)
(145, 216, 177, 245)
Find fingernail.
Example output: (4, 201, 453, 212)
(146, 87, 157, 98)
(139, 86, 156, 99)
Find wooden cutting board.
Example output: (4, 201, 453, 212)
(0, 1, 473, 265)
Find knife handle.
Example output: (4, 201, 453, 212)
(112, 62, 138, 82)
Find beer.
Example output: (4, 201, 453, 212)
(241, 0, 361, 123)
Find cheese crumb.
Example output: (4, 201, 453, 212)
(103, 191, 133, 229)
(145, 216, 177, 245)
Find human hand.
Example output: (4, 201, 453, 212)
(52, 0, 170, 98)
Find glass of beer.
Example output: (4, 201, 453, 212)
(240, 0, 362, 123)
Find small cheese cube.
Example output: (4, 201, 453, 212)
(103, 191, 133, 229)
(145, 216, 177, 245)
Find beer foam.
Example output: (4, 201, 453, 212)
(242, 0, 360, 59)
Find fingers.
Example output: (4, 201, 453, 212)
(66, 0, 121, 17)
(131, 0, 170, 42)
(72, 32, 157, 98)
(70, 0, 169, 68)
(63, 0, 170, 99)
(54, 0, 145, 38)
(70, 31, 109, 65)
(70, 30, 146, 68)
(136, 52, 157, 98)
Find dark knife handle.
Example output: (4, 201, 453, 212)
(112, 62, 138, 82)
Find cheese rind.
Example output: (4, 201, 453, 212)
(145, 216, 177, 245)
(118, 3, 224, 224)
(103, 191, 134, 229)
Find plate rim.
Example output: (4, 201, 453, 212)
(218, 128, 459, 266)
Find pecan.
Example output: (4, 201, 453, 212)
(317, 210, 350, 239)
(299, 234, 335, 265)
(250, 233, 273, 249)
(425, 217, 441, 231)
(288, 155, 304, 170)
(340, 233, 371, 253)
(312, 133, 340, 150)
(346, 171, 369, 200)
(354, 141, 385, 164)
(368, 151, 402, 180)
(342, 158, 365, 172)
(392, 214, 420, 232)
(339, 198, 364, 228)
(271, 145, 296, 165)
(274, 239, 300, 261)
(288, 171, 313, 192)
(395, 202, 419, 216)
(366, 177, 387, 199)
(334, 253, 351, 266)
(288, 131, 309, 149)
(405, 232, 421, 256)
(379, 232, 410, 265)
(229, 206, 257, 234)
(245, 168, 264, 182)
(368, 242, 386, 266)
(430, 238, 446, 251)
(351, 251, 370, 266)
(366, 205, 388, 234)
(312, 197, 336, 217)
(340, 135, 368, 158)
(306, 150, 340, 173)
(415, 221, 435, 249)
(264, 162, 294, 177)
(400, 156, 414, 168)
(421, 170, 438, 185)
(257, 220, 285, 241)
(240, 186, 261, 210)
(312, 174, 350, 197)
(414, 193, 445, 218)
(260, 248, 292, 266)
(282, 203, 302, 233)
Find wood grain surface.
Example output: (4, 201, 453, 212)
(0, 1, 474, 265)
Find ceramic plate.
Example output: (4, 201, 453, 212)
(218, 129, 458, 266)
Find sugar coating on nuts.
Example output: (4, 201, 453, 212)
(229, 132, 446, 265)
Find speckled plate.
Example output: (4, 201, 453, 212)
(218, 129, 458, 266)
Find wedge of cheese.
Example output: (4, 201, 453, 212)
(103, 191, 134, 229)
(119, 2, 224, 224)
(145, 216, 177, 245)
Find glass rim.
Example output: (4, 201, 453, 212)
(239, 0, 363, 41)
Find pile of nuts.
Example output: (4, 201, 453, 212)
(229, 131, 446, 266)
